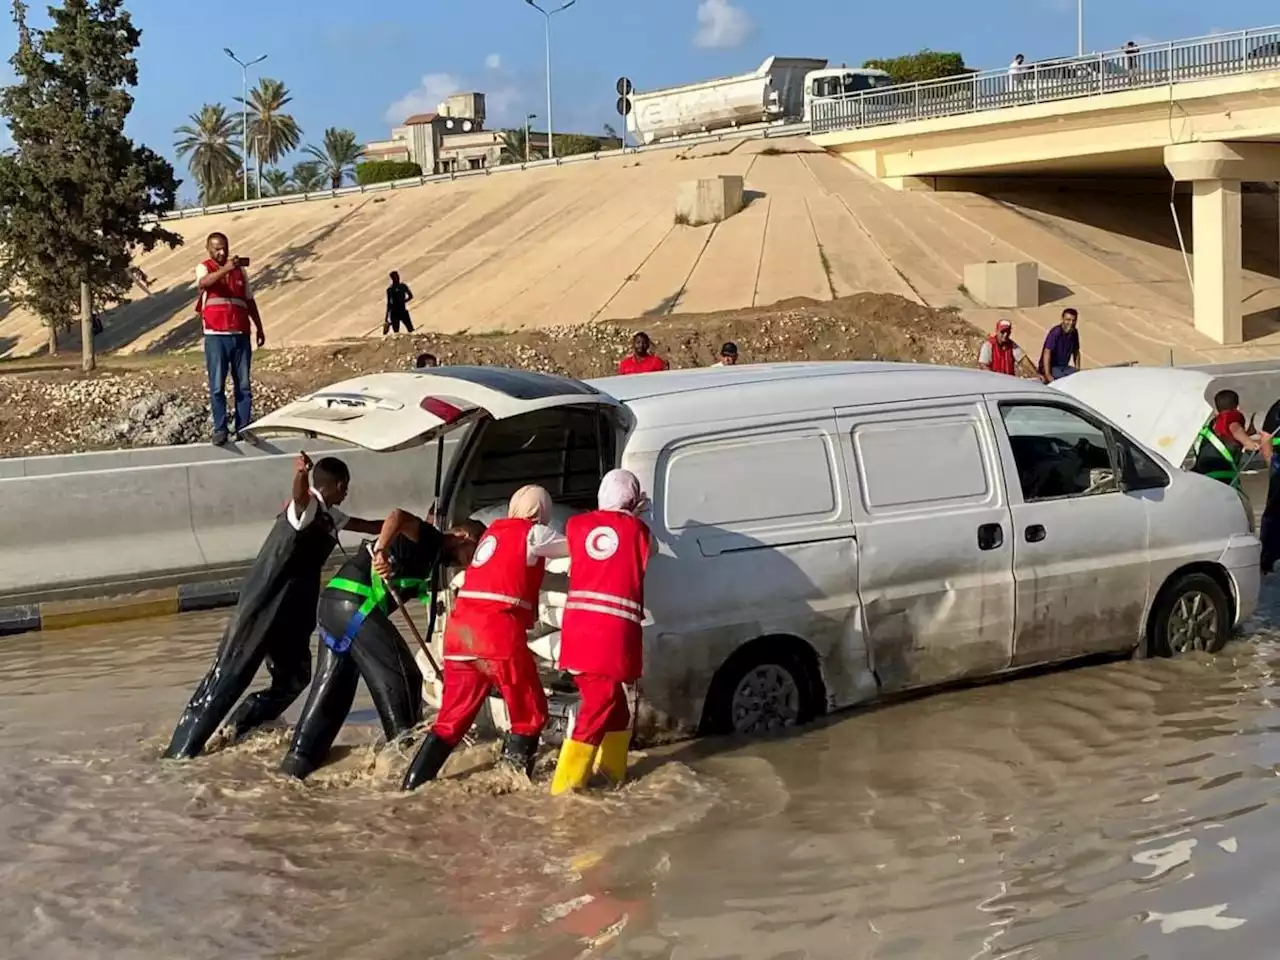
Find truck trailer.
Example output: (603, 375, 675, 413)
(626, 56, 828, 143)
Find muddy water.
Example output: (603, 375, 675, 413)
(6, 585, 1280, 960)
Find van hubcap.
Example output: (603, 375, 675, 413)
(731, 664, 801, 734)
(1167, 590, 1219, 653)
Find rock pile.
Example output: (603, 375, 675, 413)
(94, 391, 209, 448)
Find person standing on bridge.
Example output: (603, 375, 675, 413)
(164, 452, 383, 760)
(196, 232, 266, 446)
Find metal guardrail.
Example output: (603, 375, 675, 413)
(810, 25, 1280, 134)
(157, 120, 811, 221)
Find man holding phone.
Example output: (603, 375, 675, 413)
(196, 231, 266, 445)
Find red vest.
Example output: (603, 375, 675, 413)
(197, 258, 251, 335)
(985, 334, 1017, 376)
(559, 510, 651, 681)
(444, 517, 545, 660)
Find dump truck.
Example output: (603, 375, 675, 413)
(626, 56, 828, 143)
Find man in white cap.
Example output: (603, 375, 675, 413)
(978, 319, 1034, 377)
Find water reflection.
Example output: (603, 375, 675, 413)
(2, 583, 1280, 958)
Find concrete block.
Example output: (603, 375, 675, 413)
(676, 176, 745, 226)
(963, 260, 1040, 309)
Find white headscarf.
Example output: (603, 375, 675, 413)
(508, 484, 552, 524)
(598, 469, 649, 515)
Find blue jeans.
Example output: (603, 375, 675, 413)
(1050, 364, 1077, 380)
(204, 334, 252, 435)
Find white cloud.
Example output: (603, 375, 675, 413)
(694, 0, 751, 49)
(485, 53, 502, 70)
(385, 72, 465, 124)
(384, 69, 523, 128)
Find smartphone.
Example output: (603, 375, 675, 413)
(237, 256, 252, 267)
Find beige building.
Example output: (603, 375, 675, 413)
(364, 91, 617, 173)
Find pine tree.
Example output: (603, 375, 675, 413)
(0, 0, 182, 365)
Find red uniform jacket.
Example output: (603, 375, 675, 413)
(444, 517, 545, 660)
(985, 334, 1017, 376)
(559, 510, 651, 681)
(197, 258, 251, 336)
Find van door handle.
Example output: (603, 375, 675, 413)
(1025, 524, 1046, 543)
(977, 523, 1004, 550)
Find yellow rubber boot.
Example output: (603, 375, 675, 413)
(594, 730, 630, 787)
(550, 739, 597, 796)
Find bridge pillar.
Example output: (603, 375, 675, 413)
(1165, 143, 1247, 345)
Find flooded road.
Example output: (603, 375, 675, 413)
(7, 586, 1280, 959)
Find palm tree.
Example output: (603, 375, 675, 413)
(173, 104, 242, 203)
(235, 78, 302, 167)
(290, 161, 326, 193)
(261, 168, 290, 196)
(304, 128, 364, 189)
(499, 128, 540, 164)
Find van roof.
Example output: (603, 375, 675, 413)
(588, 362, 1050, 422)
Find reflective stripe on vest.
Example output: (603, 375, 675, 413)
(1196, 426, 1240, 486)
(565, 590, 644, 623)
(455, 589, 533, 610)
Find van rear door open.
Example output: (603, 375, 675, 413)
(838, 398, 1015, 692)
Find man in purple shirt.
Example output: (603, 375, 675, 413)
(1039, 308, 1081, 383)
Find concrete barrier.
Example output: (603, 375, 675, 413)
(0, 435, 458, 611)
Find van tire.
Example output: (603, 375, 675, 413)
(700, 641, 822, 737)
(1147, 571, 1231, 658)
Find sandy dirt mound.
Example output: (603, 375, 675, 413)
(0, 293, 983, 457)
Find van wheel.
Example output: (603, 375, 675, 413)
(701, 643, 821, 737)
(1149, 572, 1231, 658)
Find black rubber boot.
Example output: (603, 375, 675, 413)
(401, 733, 454, 791)
(279, 751, 317, 781)
(499, 733, 540, 779)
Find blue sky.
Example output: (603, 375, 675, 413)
(3, 0, 1277, 199)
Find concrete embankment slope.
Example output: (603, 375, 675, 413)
(2, 136, 1278, 368)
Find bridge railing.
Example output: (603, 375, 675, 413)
(810, 25, 1280, 134)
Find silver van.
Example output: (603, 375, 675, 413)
(246, 362, 1261, 744)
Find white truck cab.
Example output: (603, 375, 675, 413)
(802, 67, 893, 122)
(246, 362, 1260, 745)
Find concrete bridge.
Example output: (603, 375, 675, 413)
(809, 26, 1280, 347)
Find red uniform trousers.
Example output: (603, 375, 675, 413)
(569, 672, 631, 746)
(431, 649, 548, 746)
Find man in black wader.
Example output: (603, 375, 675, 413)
(165, 453, 383, 759)
(279, 509, 485, 780)
(1257, 397, 1280, 572)
(1192, 389, 1263, 487)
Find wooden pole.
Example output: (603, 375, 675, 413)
(80, 280, 94, 372)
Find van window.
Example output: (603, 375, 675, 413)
(1115, 434, 1170, 491)
(853, 415, 990, 511)
(999, 403, 1118, 501)
(458, 406, 614, 514)
(664, 429, 838, 530)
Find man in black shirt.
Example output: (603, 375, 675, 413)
(1258, 401, 1280, 571)
(279, 509, 485, 779)
(384, 271, 415, 334)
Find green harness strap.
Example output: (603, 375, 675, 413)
(327, 569, 431, 616)
(1196, 426, 1241, 487)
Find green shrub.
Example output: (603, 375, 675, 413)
(862, 51, 972, 84)
(355, 160, 424, 186)
(552, 133, 603, 157)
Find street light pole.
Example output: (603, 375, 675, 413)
(224, 48, 267, 202)
(524, 0, 576, 161)
(1077, 0, 1084, 57)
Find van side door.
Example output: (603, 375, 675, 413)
(838, 398, 1015, 692)
(987, 397, 1151, 665)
